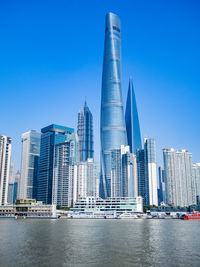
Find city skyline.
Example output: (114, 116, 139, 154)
(1, 1, 200, 170)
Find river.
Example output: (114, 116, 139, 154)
(0, 219, 199, 266)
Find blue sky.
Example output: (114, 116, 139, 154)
(0, 0, 200, 170)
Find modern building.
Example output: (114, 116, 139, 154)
(37, 124, 74, 204)
(125, 77, 142, 154)
(163, 148, 194, 207)
(77, 101, 94, 162)
(144, 138, 158, 206)
(110, 149, 122, 197)
(136, 139, 158, 206)
(53, 133, 78, 207)
(0, 135, 12, 205)
(121, 145, 138, 198)
(15, 171, 21, 198)
(136, 149, 148, 204)
(9, 162, 15, 183)
(100, 12, 127, 198)
(7, 182, 18, 204)
(77, 158, 99, 198)
(158, 166, 165, 204)
(71, 196, 143, 214)
(192, 163, 200, 204)
(19, 130, 41, 200)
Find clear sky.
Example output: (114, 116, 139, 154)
(0, 0, 200, 170)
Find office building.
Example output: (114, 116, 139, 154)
(136, 149, 148, 204)
(19, 130, 41, 200)
(0, 135, 12, 205)
(158, 166, 165, 204)
(53, 134, 78, 207)
(144, 138, 158, 206)
(9, 162, 15, 183)
(7, 182, 17, 204)
(125, 77, 142, 154)
(77, 101, 94, 161)
(37, 124, 74, 204)
(136, 139, 158, 206)
(15, 171, 21, 198)
(121, 145, 138, 197)
(163, 148, 194, 207)
(100, 12, 127, 198)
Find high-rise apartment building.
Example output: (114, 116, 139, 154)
(192, 163, 200, 204)
(125, 77, 142, 154)
(19, 130, 41, 199)
(38, 124, 74, 204)
(0, 135, 12, 205)
(110, 149, 122, 197)
(144, 138, 158, 206)
(77, 158, 99, 198)
(121, 145, 138, 198)
(163, 148, 194, 207)
(100, 12, 127, 198)
(53, 133, 78, 207)
(77, 101, 94, 162)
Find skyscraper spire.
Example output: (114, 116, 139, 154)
(125, 77, 142, 154)
(100, 12, 127, 198)
(78, 101, 94, 162)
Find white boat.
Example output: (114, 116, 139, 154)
(119, 213, 138, 219)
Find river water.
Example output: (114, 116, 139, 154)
(0, 219, 199, 266)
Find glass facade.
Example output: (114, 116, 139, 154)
(77, 101, 94, 162)
(37, 124, 74, 204)
(100, 13, 127, 198)
(53, 134, 78, 207)
(125, 77, 142, 154)
(19, 130, 41, 200)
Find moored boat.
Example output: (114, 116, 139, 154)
(180, 212, 200, 220)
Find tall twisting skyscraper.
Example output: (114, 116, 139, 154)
(77, 101, 94, 162)
(125, 77, 142, 154)
(100, 12, 127, 198)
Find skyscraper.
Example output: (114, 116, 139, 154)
(158, 166, 165, 204)
(0, 135, 12, 205)
(110, 149, 122, 197)
(19, 130, 41, 199)
(136, 138, 158, 206)
(100, 12, 127, 198)
(125, 77, 142, 154)
(37, 124, 74, 204)
(77, 101, 94, 162)
(121, 145, 138, 198)
(163, 148, 194, 207)
(136, 149, 148, 204)
(77, 158, 99, 198)
(144, 138, 158, 206)
(192, 163, 200, 204)
(53, 133, 78, 207)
